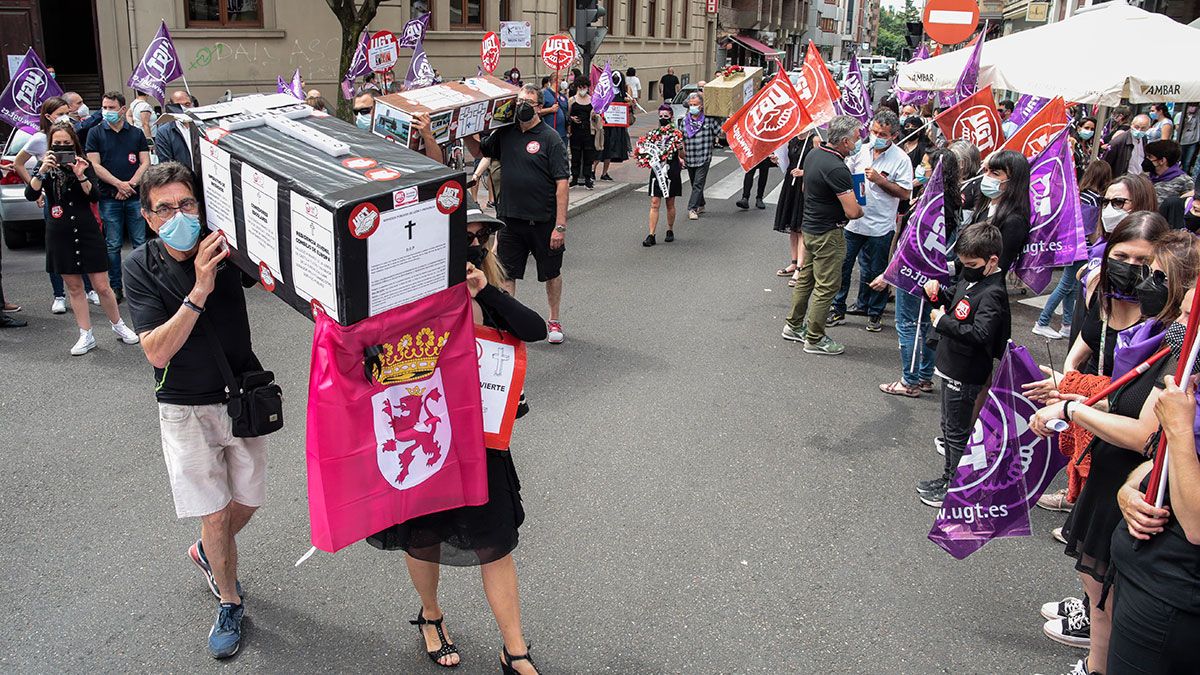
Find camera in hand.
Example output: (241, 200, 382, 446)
(51, 150, 76, 166)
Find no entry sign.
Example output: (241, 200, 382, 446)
(541, 34, 575, 71)
(922, 0, 980, 46)
(368, 30, 399, 73)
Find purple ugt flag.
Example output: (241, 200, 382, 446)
(938, 26, 985, 109)
(883, 159, 952, 297)
(837, 55, 872, 139)
(1015, 127, 1086, 293)
(1008, 94, 1050, 128)
(0, 48, 62, 130)
(341, 31, 371, 99)
(127, 20, 184, 104)
(290, 68, 304, 99)
(929, 343, 1068, 560)
(398, 13, 431, 49)
(896, 44, 930, 108)
(592, 61, 616, 116)
(404, 40, 436, 89)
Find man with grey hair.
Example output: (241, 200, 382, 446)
(781, 115, 865, 355)
(680, 91, 723, 220)
(1103, 112, 1152, 177)
(830, 109, 912, 333)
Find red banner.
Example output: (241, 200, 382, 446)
(999, 96, 1067, 159)
(935, 85, 1003, 156)
(474, 325, 527, 451)
(722, 72, 813, 171)
(481, 32, 500, 74)
(796, 41, 841, 130)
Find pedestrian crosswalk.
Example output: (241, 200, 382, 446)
(634, 155, 727, 194)
(631, 154, 796, 210)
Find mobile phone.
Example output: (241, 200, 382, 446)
(51, 150, 75, 166)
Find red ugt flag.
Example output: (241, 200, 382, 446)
(935, 85, 1003, 156)
(796, 40, 841, 129)
(999, 96, 1067, 159)
(722, 72, 813, 171)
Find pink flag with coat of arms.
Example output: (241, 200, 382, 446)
(306, 284, 489, 553)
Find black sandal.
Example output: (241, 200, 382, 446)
(501, 646, 537, 674)
(410, 610, 460, 668)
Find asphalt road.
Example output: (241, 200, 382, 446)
(1, 151, 1083, 674)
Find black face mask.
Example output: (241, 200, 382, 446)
(1184, 212, 1200, 233)
(1106, 259, 1149, 299)
(516, 101, 536, 123)
(960, 263, 990, 283)
(1135, 270, 1169, 318)
(466, 244, 488, 266)
(658, 117, 671, 127)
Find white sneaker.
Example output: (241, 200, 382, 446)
(1043, 613, 1091, 648)
(1032, 324, 1063, 339)
(112, 321, 140, 345)
(688, 210, 699, 220)
(51, 296, 67, 314)
(547, 320, 564, 344)
(1059, 325, 1072, 338)
(935, 436, 945, 456)
(87, 290, 100, 306)
(70, 330, 96, 355)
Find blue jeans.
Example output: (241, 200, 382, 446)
(832, 230, 890, 318)
(49, 272, 93, 298)
(896, 289, 935, 386)
(99, 198, 147, 291)
(1037, 260, 1084, 328)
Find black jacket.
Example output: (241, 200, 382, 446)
(933, 272, 1011, 385)
(153, 123, 192, 168)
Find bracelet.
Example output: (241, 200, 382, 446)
(182, 297, 204, 314)
(1063, 401, 1073, 422)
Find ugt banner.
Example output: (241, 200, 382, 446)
(592, 61, 616, 116)
(999, 96, 1067, 159)
(1008, 93, 1051, 128)
(935, 85, 1003, 156)
(937, 25, 985, 109)
(127, 20, 184, 103)
(1015, 127, 1086, 293)
(882, 158, 952, 296)
(836, 55, 872, 139)
(341, 31, 371, 99)
(306, 284, 488, 553)
(895, 44, 930, 108)
(796, 40, 841, 130)
(405, 40, 436, 89)
(929, 343, 1068, 560)
(722, 72, 812, 171)
(0, 48, 62, 130)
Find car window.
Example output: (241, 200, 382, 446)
(4, 129, 31, 157)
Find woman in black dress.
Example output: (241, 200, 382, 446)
(25, 121, 138, 354)
(596, 79, 632, 181)
(772, 131, 818, 283)
(567, 78, 595, 189)
(368, 201, 546, 674)
(639, 104, 684, 246)
(1030, 228, 1199, 675)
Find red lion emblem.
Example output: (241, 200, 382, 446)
(379, 386, 444, 485)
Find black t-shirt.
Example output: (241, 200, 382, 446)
(660, 74, 679, 100)
(481, 121, 570, 223)
(123, 242, 262, 405)
(83, 122, 149, 199)
(801, 146, 854, 234)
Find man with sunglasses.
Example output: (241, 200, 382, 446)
(122, 162, 267, 660)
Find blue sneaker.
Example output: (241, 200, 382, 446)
(208, 602, 244, 659)
(189, 539, 244, 599)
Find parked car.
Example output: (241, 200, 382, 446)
(670, 83, 702, 123)
(1, 128, 44, 250)
(870, 62, 893, 80)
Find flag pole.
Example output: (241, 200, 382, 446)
(179, 73, 193, 97)
(896, 116, 937, 147)
(1145, 269, 1200, 507)
(911, 295, 925, 372)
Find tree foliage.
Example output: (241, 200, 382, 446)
(327, 0, 386, 120)
(878, 0, 920, 60)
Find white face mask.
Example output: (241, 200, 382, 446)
(76, 103, 89, 118)
(1101, 205, 1127, 233)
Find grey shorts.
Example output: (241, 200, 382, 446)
(158, 403, 268, 518)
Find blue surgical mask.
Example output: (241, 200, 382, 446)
(852, 138, 863, 154)
(980, 175, 1005, 198)
(915, 165, 928, 183)
(158, 211, 202, 252)
(355, 113, 371, 130)
(102, 110, 121, 125)
(1078, 129, 1094, 140)
(1131, 129, 1148, 141)
(871, 135, 889, 150)
(688, 105, 701, 115)
(1149, 111, 1158, 121)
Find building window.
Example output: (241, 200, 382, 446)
(186, 0, 263, 27)
(561, 0, 572, 30)
(627, 0, 637, 36)
(648, 0, 656, 36)
(681, 0, 688, 40)
(820, 17, 836, 31)
(664, 0, 672, 37)
(450, 0, 482, 27)
(499, 0, 510, 22)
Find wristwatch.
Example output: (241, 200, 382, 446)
(554, 224, 566, 233)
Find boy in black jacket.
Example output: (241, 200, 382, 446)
(916, 224, 1012, 507)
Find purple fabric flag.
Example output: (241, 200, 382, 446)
(0, 48, 63, 129)
(837, 55, 872, 139)
(929, 343, 1068, 560)
(896, 44, 930, 107)
(1015, 128, 1085, 293)
(592, 61, 616, 116)
(341, 31, 371, 99)
(127, 20, 184, 104)
(277, 76, 290, 95)
(398, 14, 431, 49)
(883, 159, 952, 296)
(290, 68, 304, 99)
(938, 27, 985, 109)
(404, 40, 436, 89)
(1008, 94, 1050, 128)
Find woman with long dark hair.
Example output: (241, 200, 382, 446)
(970, 149, 1031, 271)
(370, 201, 546, 674)
(1031, 223, 1199, 675)
(771, 130, 819, 282)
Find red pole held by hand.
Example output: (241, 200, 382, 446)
(1145, 271, 1200, 506)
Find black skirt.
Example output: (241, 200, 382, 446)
(772, 174, 804, 233)
(601, 126, 631, 162)
(648, 155, 682, 198)
(366, 449, 524, 567)
(45, 204, 107, 274)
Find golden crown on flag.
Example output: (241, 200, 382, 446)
(374, 327, 449, 385)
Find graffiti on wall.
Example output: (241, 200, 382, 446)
(187, 38, 341, 78)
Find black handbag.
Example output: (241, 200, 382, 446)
(150, 241, 283, 438)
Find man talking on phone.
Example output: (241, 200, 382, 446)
(122, 162, 267, 659)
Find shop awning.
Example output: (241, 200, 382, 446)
(729, 35, 785, 58)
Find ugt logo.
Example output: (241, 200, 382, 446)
(144, 37, 177, 80)
(12, 68, 47, 114)
(746, 82, 800, 144)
